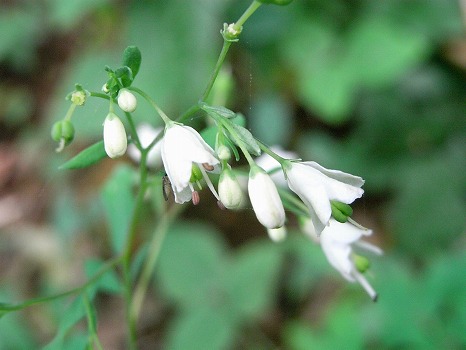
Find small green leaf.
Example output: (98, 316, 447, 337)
(121, 46, 141, 86)
(229, 123, 261, 156)
(201, 104, 236, 119)
(59, 141, 107, 170)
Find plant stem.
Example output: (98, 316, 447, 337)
(128, 86, 172, 124)
(0, 256, 121, 313)
(122, 150, 150, 350)
(201, 40, 232, 102)
(234, 1, 262, 30)
(130, 204, 183, 325)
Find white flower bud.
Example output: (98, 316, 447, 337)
(267, 226, 287, 242)
(218, 168, 243, 209)
(117, 88, 137, 113)
(103, 112, 127, 158)
(248, 165, 285, 229)
(217, 145, 231, 161)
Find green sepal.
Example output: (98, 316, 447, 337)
(257, 0, 293, 5)
(59, 140, 107, 170)
(121, 46, 141, 87)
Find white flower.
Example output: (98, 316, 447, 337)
(267, 226, 287, 242)
(248, 165, 285, 229)
(117, 88, 137, 113)
(218, 168, 243, 209)
(305, 218, 382, 301)
(161, 123, 220, 204)
(127, 123, 163, 168)
(255, 146, 297, 187)
(284, 161, 364, 236)
(103, 112, 127, 158)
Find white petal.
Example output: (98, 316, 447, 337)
(302, 161, 365, 187)
(267, 226, 287, 242)
(248, 167, 285, 229)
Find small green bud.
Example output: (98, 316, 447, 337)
(257, 0, 293, 5)
(51, 121, 63, 142)
(61, 120, 75, 144)
(190, 164, 203, 183)
(221, 23, 242, 42)
(354, 254, 371, 273)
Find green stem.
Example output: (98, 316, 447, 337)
(130, 205, 183, 326)
(122, 150, 150, 349)
(201, 41, 232, 102)
(234, 1, 262, 30)
(177, 104, 201, 123)
(0, 257, 121, 313)
(124, 111, 142, 150)
(256, 139, 290, 165)
(128, 86, 172, 125)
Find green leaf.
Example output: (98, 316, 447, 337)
(84, 259, 121, 298)
(225, 240, 282, 321)
(121, 46, 142, 86)
(59, 140, 107, 170)
(157, 221, 226, 308)
(229, 123, 261, 156)
(101, 165, 136, 253)
(166, 308, 237, 350)
(201, 103, 236, 119)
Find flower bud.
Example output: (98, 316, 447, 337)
(248, 165, 285, 229)
(267, 226, 287, 242)
(103, 112, 127, 158)
(117, 88, 137, 113)
(217, 145, 231, 161)
(218, 168, 243, 209)
(51, 120, 75, 145)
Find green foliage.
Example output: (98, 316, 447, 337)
(59, 140, 107, 169)
(157, 221, 283, 349)
(101, 165, 136, 253)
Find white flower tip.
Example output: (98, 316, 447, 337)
(117, 89, 137, 113)
(267, 226, 287, 242)
(353, 271, 378, 302)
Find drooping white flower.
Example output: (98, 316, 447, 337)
(303, 218, 382, 301)
(127, 123, 163, 168)
(117, 88, 137, 113)
(161, 123, 220, 204)
(248, 165, 285, 229)
(218, 167, 243, 210)
(103, 112, 127, 158)
(284, 161, 364, 236)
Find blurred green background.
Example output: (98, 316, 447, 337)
(0, 0, 464, 349)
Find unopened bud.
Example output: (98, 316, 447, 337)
(117, 88, 137, 113)
(217, 145, 231, 161)
(103, 112, 127, 158)
(218, 168, 243, 210)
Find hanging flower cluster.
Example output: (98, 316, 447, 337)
(52, 41, 381, 301)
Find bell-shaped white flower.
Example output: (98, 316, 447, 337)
(103, 112, 127, 158)
(284, 161, 364, 236)
(161, 123, 220, 204)
(248, 165, 285, 229)
(127, 123, 163, 168)
(117, 88, 137, 113)
(304, 218, 382, 301)
(218, 167, 243, 210)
